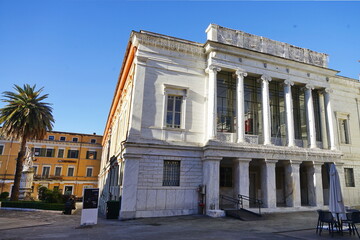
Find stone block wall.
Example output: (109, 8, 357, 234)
(135, 153, 202, 218)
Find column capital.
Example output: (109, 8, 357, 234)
(305, 84, 314, 90)
(234, 158, 251, 163)
(265, 159, 278, 164)
(290, 160, 302, 165)
(324, 88, 333, 94)
(284, 79, 294, 86)
(260, 74, 272, 83)
(202, 156, 222, 162)
(206, 65, 221, 73)
(235, 68, 247, 78)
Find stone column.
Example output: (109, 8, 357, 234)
(284, 161, 301, 207)
(324, 88, 336, 150)
(235, 69, 247, 143)
(206, 65, 221, 140)
(307, 164, 317, 206)
(260, 75, 272, 145)
(202, 157, 224, 217)
(261, 159, 277, 208)
(119, 154, 141, 220)
(319, 92, 328, 149)
(314, 163, 324, 207)
(305, 84, 317, 148)
(234, 158, 250, 208)
(284, 79, 295, 147)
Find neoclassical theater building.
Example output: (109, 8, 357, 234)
(99, 24, 360, 219)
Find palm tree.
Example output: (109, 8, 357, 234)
(0, 84, 54, 201)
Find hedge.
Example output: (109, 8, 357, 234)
(1, 201, 65, 211)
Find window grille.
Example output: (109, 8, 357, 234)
(163, 160, 180, 186)
(345, 168, 355, 187)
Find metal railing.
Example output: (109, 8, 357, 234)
(238, 194, 263, 215)
(220, 194, 241, 209)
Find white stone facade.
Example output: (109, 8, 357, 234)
(99, 24, 360, 220)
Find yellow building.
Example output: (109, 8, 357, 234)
(0, 131, 102, 198)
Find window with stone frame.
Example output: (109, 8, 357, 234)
(86, 150, 97, 159)
(67, 166, 75, 177)
(344, 168, 355, 187)
(220, 167, 232, 187)
(86, 167, 93, 177)
(162, 160, 180, 186)
(164, 85, 187, 129)
(58, 149, 64, 158)
(312, 89, 322, 142)
(0, 145, 3, 155)
(67, 149, 79, 159)
(339, 118, 350, 144)
(54, 166, 62, 176)
(42, 166, 50, 177)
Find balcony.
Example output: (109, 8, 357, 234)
(34, 175, 63, 181)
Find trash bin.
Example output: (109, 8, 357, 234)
(106, 200, 120, 219)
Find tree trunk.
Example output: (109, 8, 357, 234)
(10, 138, 27, 201)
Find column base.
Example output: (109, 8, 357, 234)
(207, 210, 226, 218)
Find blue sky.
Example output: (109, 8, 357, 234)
(1, 1, 359, 136)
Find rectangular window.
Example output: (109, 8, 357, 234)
(0, 145, 4, 155)
(46, 149, 54, 157)
(166, 96, 183, 128)
(90, 139, 96, 144)
(33, 148, 46, 157)
(67, 167, 75, 177)
(220, 167, 233, 187)
(244, 76, 262, 135)
(64, 186, 73, 195)
(58, 149, 64, 158)
(345, 168, 355, 187)
(67, 150, 79, 159)
(86, 150, 97, 159)
(86, 167, 93, 177)
(48, 135, 55, 141)
(72, 137, 78, 142)
(162, 160, 180, 186)
(217, 71, 236, 133)
(42, 166, 50, 177)
(339, 119, 350, 144)
(60, 136, 66, 141)
(55, 166, 62, 176)
(33, 166, 38, 175)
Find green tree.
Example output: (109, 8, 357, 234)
(0, 84, 54, 201)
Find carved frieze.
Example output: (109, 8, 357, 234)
(212, 25, 328, 68)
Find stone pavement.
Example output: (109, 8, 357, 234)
(0, 208, 359, 240)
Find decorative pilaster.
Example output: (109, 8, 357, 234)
(285, 161, 301, 207)
(202, 157, 224, 217)
(119, 154, 141, 220)
(206, 65, 221, 140)
(260, 75, 272, 145)
(261, 159, 277, 208)
(324, 88, 336, 150)
(314, 163, 324, 207)
(234, 158, 250, 208)
(305, 84, 317, 148)
(319, 92, 328, 149)
(284, 79, 295, 147)
(235, 69, 247, 143)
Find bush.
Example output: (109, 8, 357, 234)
(38, 187, 65, 203)
(1, 201, 64, 211)
(0, 192, 9, 200)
